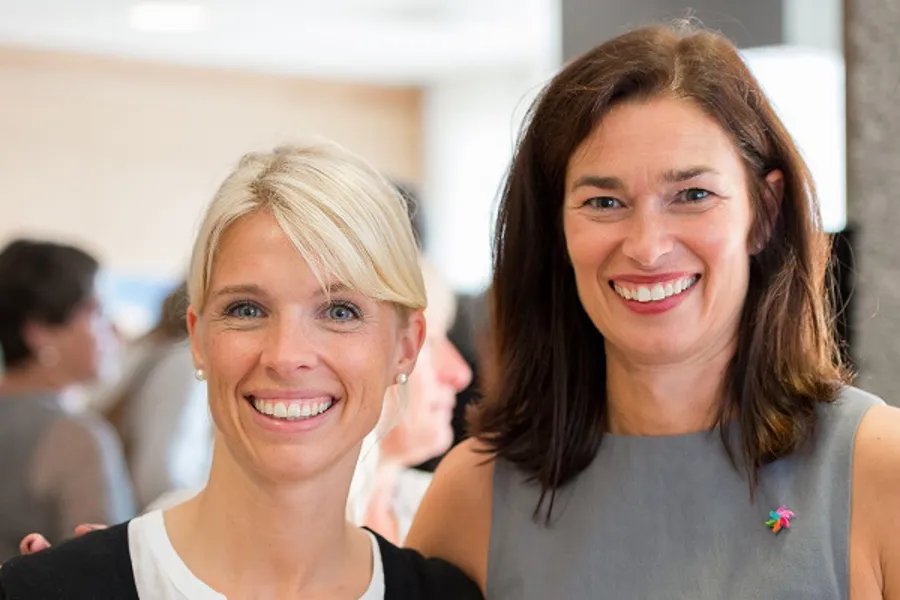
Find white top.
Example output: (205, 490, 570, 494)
(128, 510, 385, 599)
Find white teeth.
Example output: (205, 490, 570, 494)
(250, 398, 335, 421)
(613, 276, 697, 303)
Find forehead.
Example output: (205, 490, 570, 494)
(567, 97, 744, 182)
(210, 212, 323, 291)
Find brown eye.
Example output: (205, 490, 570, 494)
(680, 188, 711, 202)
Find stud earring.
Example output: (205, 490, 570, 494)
(194, 368, 207, 381)
(396, 373, 408, 386)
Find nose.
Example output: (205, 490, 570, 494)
(435, 338, 473, 392)
(259, 315, 319, 378)
(621, 207, 674, 268)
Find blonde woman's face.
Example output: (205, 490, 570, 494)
(187, 211, 424, 484)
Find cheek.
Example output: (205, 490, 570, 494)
(333, 343, 393, 422)
(64, 317, 102, 367)
(692, 215, 752, 272)
(206, 330, 260, 383)
(565, 217, 620, 266)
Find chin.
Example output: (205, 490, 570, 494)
(612, 335, 696, 366)
(251, 451, 337, 483)
(429, 429, 455, 458)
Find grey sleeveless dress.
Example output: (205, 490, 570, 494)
(487, 387, 883, 599)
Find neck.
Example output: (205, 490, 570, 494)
(165, 438, 372, 598)
(604, 339, 735, 436)
(0, 365, 63, 398)
(363, 460, 402, 545)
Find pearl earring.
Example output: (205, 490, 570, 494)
(194, 368, 207, 381)
(396, 373, 408, 386)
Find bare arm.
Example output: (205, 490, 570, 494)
(405, 438, 495, 593)
(850, 404, 900, 599)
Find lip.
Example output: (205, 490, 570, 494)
(243, 392, 341, 433)
(610, 275, 700, 315)
(244, 389, 337, 401)
(608, 271, 697, 285)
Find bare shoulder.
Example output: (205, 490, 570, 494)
(851, 403, 900, 598)
(405, 438, 495, 592)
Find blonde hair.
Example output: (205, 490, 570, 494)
(187, 140, 426, 313)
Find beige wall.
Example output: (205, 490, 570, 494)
(0, 47, 422, 278)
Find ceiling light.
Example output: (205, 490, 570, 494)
(130, 2, 208, 33)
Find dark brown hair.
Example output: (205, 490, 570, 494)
(0, 239, 100, 368)
(470, 23, 849, 520)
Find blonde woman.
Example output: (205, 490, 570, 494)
(0, 142, 482, 600)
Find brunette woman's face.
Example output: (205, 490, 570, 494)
(563, 96, 782, 367)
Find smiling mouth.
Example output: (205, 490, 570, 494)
(609, 275, 701, 303)
(244, 394, 337, 421)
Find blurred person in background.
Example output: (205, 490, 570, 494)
(100, 281, 213, 511)
(364, 258, 472, 544)
(0, 239, 135, 562)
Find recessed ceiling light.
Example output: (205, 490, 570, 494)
(129, 1, 208, 32)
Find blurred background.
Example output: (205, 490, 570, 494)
(1, 0, 898, 552)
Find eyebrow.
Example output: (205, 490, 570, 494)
(211, 284, 266, 300)
(211, 282, 352, 301)
(570, 166, 720, 193)
(570, 175, 625, 193)
(312, 282, 351, 298)
(660, 166, 720, 184)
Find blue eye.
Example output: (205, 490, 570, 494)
(679, 188, 711, 202)
(326, 301, 361, 322)
(585, 197, 622, 210)
(225, 301, 264, 319)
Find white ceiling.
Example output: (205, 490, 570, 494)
(0, 0, 559, 84)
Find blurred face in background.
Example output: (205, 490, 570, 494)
(379, 262, 472, 467)
(27, 287, 116, 386)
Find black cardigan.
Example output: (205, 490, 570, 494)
(0, 523, 482, 599)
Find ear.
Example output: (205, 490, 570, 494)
(765, 169, 785, 207)
(21, 321, 53, 357)
(185, 305, 206, 373)
(394, 309, 427, 381)
(750, 169, 784, 255)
